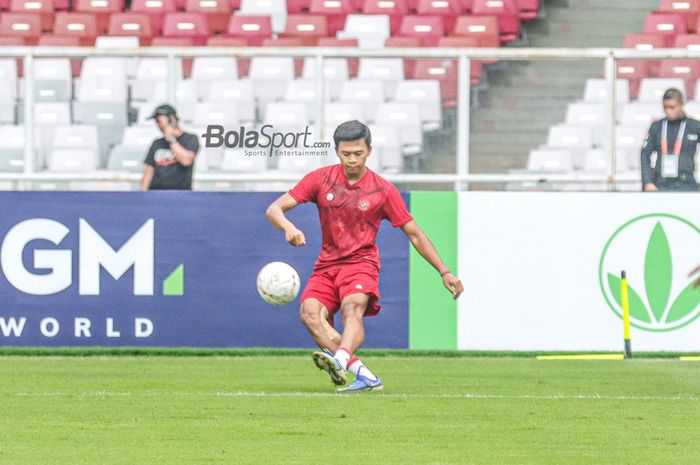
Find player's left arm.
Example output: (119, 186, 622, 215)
(168, 132, 197, 166)
(401, 220, 464, 299)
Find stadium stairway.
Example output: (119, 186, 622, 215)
(468, 0, 659, 176)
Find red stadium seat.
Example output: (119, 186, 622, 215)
(471, 0, 519, 43)
(74, 0, 125, 34)
(280, 14, 329, 45)
(518, 0, 538, 21)
(53, 12, 98, 45)
(438, 35, 482, 84)
(0, 36, 25, 43)
(0, 12, 42, 44)
(38, 35, 83, 76)
(385, 36, 423, 77)
(207, 36, 248, 76)
(460, 0, 472, 12)
(318, 37, 358, 76)
(130, 0, 177, 35)
(674, 32, 700, 48)
(108, 13, 153, 45)
(407, 0, 418, 12)
(412, 58, 462, 108)
(10, 0, 54, 32)
(362, 0, 407, 34)
(617, 60, 651, 100)
(162, 12, 210, 45)
(643, 12, 687, 46)
(287, 0, 311, 13)
(659, 0, 700, 33)
(185, 0, 231, 34)
(451, 15, 500, 47)
(398, 15, 444, 46)
(417, 0, 461, 32)
(623, 33, 666, 50)
(225, 15, 272, 45)
(310, 0, 354, 35)
(658, 59, 700, 97)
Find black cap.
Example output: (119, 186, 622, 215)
(148, 104, 177, 120)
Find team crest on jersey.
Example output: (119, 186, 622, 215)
(358, 199, 369, 211)
(326, 193, 334, 201)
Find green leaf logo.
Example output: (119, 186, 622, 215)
(599, 214, 700, 332)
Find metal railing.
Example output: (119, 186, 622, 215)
(1, 46, 696, 190)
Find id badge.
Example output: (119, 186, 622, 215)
(661, 153, 680, 178)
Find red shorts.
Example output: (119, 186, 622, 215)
(300, 262, 381, 324)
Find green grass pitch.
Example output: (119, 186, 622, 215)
(0, 355, 698, 464)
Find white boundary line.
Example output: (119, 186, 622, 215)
(11, 391, 698, 401)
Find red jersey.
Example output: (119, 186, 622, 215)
(288, 164, 413, 270)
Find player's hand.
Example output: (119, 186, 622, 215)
(643, 183, 659, 192)
(689, 266, 700, 288)
(442, 273, 463, 300)
(284, 226, 306, 247)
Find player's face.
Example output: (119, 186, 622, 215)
(155, 115, 170, 132)
(336, 139, 371, 176)
(663, 98, 684, 121)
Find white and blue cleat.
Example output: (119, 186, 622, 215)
(312, 350, 347, 386)
(336, 374, 384, 393)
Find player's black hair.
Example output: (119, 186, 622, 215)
(333, 120, 372, 150)
(663, 88, 684, 103)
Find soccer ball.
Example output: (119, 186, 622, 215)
(256, 261, 301, 305)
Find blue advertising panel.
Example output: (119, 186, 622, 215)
(0, 192, 409, 348)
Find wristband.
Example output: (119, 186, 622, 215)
(439, 270, 450, 277)
(166, 137, 177, 145)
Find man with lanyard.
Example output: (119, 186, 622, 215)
(641, 88, 700, 192)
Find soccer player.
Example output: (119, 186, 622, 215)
(265, 120, 463, 393)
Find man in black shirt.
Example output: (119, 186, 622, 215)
(140, 104, 200, 191)
(641, 88, 700, 192)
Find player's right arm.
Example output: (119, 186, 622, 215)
(266, 193, 306, 247)
(140, 165, 154, 191)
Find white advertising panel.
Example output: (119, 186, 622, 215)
(458, 192, 700, 351)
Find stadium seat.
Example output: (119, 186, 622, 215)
(33, 58, 72, 102)
(638, 77, 686, 102)
(206, 36, 252, 79)
(324, 101, 365, 127)
(0, 60, 17, 102)
(286, 0, 310, 14)
(131, 57, 185, 101)
(162, 12, 210, 45)
(107, 125, 160, 172)
(149, 79, 198, 104)
(0, 12, 41, 44)
(620, 102, 664, 127)
(374, 102, 422, 155)
(517, 0, 538, 21)
(249, 57, 296, 108)
(616, 60, 651, 100)
(207, 79, 256, 122)
(357, 58, 404, 99)
(186, 0, 231, 33)
(108, 13, 153, 45)
(545, 125, 593, 169)
(130, 0, 177, 35)
(659, 0, 700, 33)
(368, 123, 402, 172)
(411, 58, 460, 108)
(191, 56, 239, 97)
(309, 0, 354, 36)
(238, 0, 288, 33)
(262, 37, 305, 75)
(74, 0, 124, 34)
(527, 148, 574, 173)
(225, 15, 273, 45)
(220, 147, 268, 172)
(394, 79, 441, 131)
(301, 56, 350, 99)
(673, 33, 700, 48)
(9, 0, 54, 32)
(564, 102, 606, 146)
(616, 125, 646, 154)
(623, 33, 666, 50)
(385, 36, 423, 78)
(48, 124, 100, 171)
(658, 59, 700, 98)
(0, 124, 39, 171)
(362, 0, 407, 34)
(437, 36, 483, 82)
(397, 15, 445, 46)
(280, 14, 329, 44)
(451, 14, 500, 47)
(34, 101, 70, 167)
(52, 12, 98, 45)
(339, 79, 385, 122)
(0, 80, 15, 124)
(643, 12, 687, 46)
(283, 80, 321, 123)
(471, 0, 519, 43)
(583, 79, 630, 104)
(264, 102, 310, 128)
(336, 14, 390, 48)
(416, 0, 461, 32)
(317, 36, 358, 76)
(190, 102, 240, 127)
